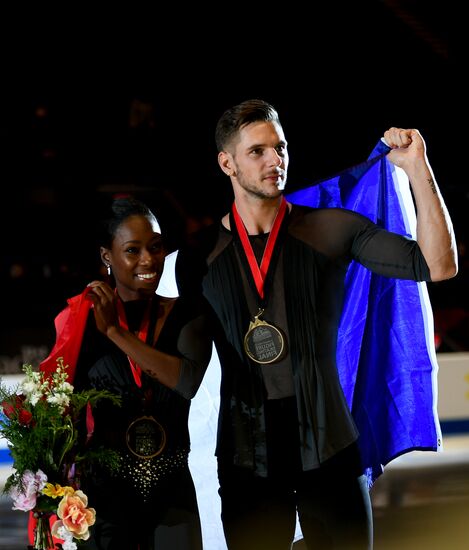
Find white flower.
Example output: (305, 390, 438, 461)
(21, 379, 41, 396)
(47, 392, 71, 413)
(55, 381, 74, 395)
(19, 366, 49, 404)
(55, 524, 77, 549)
(28, 391, 43, 407)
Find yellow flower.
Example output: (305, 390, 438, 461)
(42, 483, 73, 499)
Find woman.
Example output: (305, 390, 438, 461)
(39, 196, 213, 549)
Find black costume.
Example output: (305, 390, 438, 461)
(177, 204, 431, 549)
(73, 296, 212, 550)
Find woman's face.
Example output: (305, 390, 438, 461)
(104, 214, 166, 301)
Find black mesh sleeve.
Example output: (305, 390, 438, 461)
(352, 224, 431, 281)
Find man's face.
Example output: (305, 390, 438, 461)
(222, 120, 289, 200)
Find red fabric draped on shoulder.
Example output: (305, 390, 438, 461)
(39, 287, 93, 383)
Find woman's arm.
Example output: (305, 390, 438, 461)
(86, 281, 212, 397)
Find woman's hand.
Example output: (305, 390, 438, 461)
(87, 281, 120, 336)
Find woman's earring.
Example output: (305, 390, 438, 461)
(106, 264, 111, 276)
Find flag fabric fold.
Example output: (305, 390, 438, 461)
(286, 139, 441, 485)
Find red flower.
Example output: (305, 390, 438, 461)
(1, 399, 15, 418)
(1, 395, 29, 423)
(3, 396, 22, 415)
(18, 409, 33, 425)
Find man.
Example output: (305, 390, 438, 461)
(177, 99, 457, 549)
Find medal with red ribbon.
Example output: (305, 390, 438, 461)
(231, 198, 288, 364)
(116, 297, 166, 458)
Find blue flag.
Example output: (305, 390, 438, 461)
(286, 139, 441, 485)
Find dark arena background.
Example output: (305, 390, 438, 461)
(1, 2, 468, 548)
(0, 1, 464, 362)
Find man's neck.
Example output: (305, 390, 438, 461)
(225, 196, 284, 235)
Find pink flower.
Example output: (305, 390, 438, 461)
(54, 489, 96, 540)
(10, 469, 47, 512)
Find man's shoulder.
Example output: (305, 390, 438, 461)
(290, 204, 370, 224)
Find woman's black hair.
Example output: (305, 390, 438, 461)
(98, 196, 160, 249)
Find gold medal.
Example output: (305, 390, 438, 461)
(232, 199, 289, 365)
(244, 309, 285, 364)
(126, 415, 166, 459)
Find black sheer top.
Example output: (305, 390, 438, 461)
(177, 205, 430, 475)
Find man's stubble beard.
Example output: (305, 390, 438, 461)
(236, 169, 287, 200)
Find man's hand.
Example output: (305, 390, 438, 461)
(384, 127, 426, 171)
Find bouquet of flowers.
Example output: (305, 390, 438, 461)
(0, 357, 121, 550)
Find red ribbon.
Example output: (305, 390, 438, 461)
(232, 197, 287, 299)
(116, 298, 152, 388)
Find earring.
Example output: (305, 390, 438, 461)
(106, 264, 111, 276)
